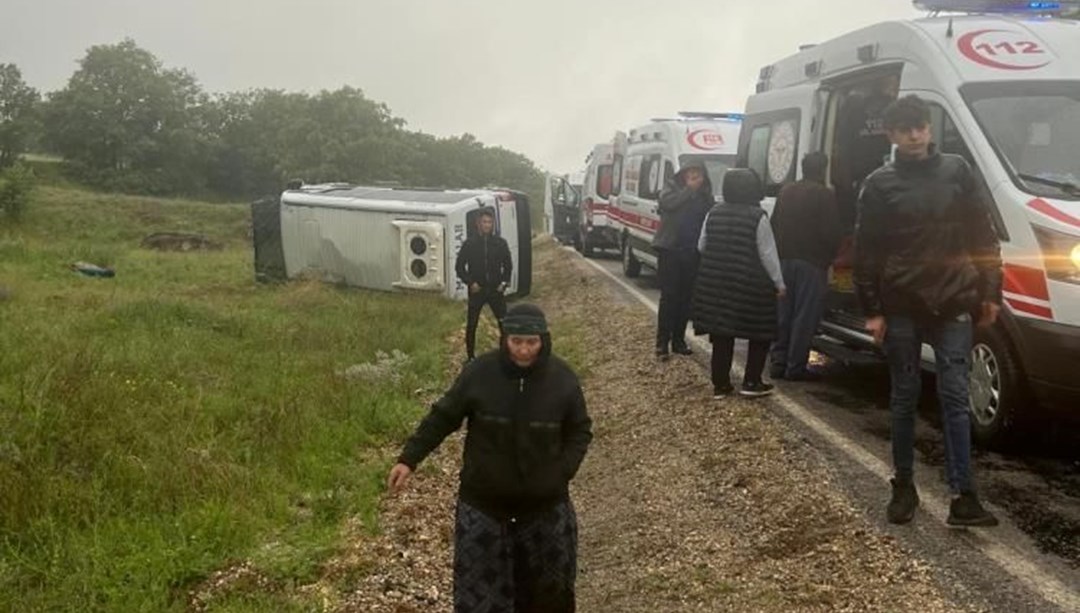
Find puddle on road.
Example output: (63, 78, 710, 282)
(985, 481, 1080, 568)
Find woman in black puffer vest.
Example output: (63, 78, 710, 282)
(691, 169, 786, 398)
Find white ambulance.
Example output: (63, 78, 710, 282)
(576, 143, 620, 256)
(543, 169, 585, 246)
(738, 0, 1080, 446)
(611, 112, 743, 277)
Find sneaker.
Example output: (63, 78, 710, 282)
(655, 347, 670, 361)
(671, 343, 693, 356)
(886, 477, 919, 524)
(739, 381, 774, 397)
(947, 491, 999, 527)
(713, 383, 735, 399)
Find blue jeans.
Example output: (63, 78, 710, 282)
(884, 315, 974, 494)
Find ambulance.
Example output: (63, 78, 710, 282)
(738, 0, 1080, 446)
(611, 112, 743, 277)
(575, 143, 620, 256)
(543, 169, 584, 245)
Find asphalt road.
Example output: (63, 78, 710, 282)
(574, 245, 1080, 613)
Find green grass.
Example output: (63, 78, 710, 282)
(0, 186, 462, 611)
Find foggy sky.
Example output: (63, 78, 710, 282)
(1, 0, 922, 173)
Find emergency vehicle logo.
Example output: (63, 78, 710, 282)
(958, 29, 1051, 71)
(687, 130, 726, 151)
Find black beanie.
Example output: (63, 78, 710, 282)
(500, 303, 549, 336)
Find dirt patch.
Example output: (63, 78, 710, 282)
(141, 232, 223, 252)
(299, 238, 987, 611)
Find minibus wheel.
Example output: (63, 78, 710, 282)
(969, 325, 1028, 449)
(622, 241, 641, 278)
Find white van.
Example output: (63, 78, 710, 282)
(738, 0, 1080, 446)
(576, 143, 620, 256)
(611, 113, 743, 277)
(256, 184, 532, 300)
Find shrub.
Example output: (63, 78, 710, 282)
(0, 163, 35, 221)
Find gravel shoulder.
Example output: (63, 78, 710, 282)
(331, 238, 991, 612)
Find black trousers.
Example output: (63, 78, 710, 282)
(656, 249, 699, 350)
(466, 288, 508, 359)
(710, 334, 771, 387)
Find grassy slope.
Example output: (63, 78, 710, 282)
(0, 186, 462, 611)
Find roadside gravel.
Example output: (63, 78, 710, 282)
(332, 238, 986, 612)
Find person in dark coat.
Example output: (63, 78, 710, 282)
(652, 159, 715, 359)
(691, 168, 786, 398)
(455, 208, 514, 361)
(855, 95, 1002, 528)
(769, 152, 843, 381)
(388, 303, 593, 612)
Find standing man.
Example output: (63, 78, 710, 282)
(653, 160, 715, 359)
(388, 303, 593, 612)
(855, 95, 1002, 527)
(455, 208, 513, 361)
(770, 152, 842, 381)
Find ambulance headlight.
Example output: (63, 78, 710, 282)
(1033, 225, 1080, 285)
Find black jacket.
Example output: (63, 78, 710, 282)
(653, 160, 715, 252)
(398, 342, 592, 519)
(455, 234, 513, 289)
(854, 148, 1003, 320)
(771, 179, 842, 269)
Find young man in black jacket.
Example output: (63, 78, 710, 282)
(855, 95, 1002, 527)
(455, 208, 514, 361)
(387, 303, 592, 612)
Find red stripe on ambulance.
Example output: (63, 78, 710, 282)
(1028, 198, 1080, 230)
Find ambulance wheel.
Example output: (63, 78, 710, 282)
(969, 325, 1029, 449)
(580, 228, 595, 257)
(622, 242, 641, 278)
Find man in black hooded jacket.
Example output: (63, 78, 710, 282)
(855, 95, 1002, 528)
(455, 208, 514, 360)
(653, 160, 715, 359)
(388, 303, 592, 613)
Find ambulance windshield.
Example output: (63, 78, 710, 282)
(679, 154, 735, 198)
(963, 81, 1080, 201)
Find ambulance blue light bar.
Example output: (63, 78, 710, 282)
(915, 0, 1079, 13)
(676, 112, 744, 122)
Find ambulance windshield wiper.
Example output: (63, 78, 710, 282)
(1017, 173, 1080, 196)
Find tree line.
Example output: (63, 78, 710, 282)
(0, 40, 545, 201)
